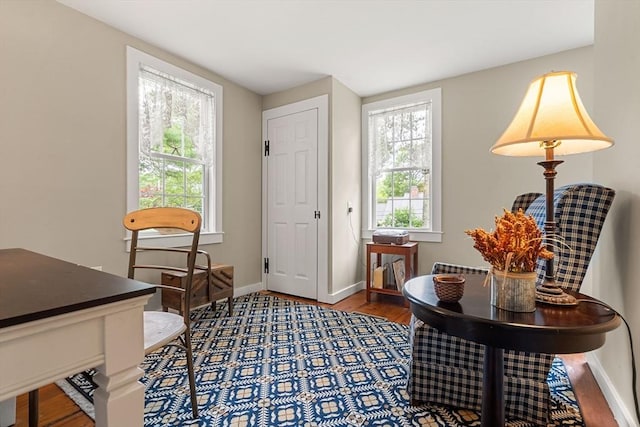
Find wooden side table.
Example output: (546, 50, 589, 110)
(365, 241, 418, 302)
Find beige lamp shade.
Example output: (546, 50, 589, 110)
(491, 71, 613, 156)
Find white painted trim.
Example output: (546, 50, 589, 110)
(430, 88, 442, 235)
(361, 88, 442, 238)
(586, 353, 639, 427)
(0, 398, 15, 427)
(361, 230, 443, 243)
(232, 280, 361, 304)
(261, 95, 329, 303)
(123, 231, 223, 251)
(316, 96, 329, 303)
(234, 282, 265, 297)
(324, 281, 365, 304)
(125, 46, 224, 245)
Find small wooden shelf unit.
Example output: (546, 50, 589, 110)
(365, 241, 418, 302)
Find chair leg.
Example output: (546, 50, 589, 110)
(227, 296, 233, 316)
(28, 390, 38, 427)
(184, 332, 198, 419)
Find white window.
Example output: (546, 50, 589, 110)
(361, 89, 442, 242)
(126, 47, 223, 246)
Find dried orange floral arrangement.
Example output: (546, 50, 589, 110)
(465, 209, 553, 273)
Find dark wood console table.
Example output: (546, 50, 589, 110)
(403, 274, 621, 427)
(365, 241, 418, 302)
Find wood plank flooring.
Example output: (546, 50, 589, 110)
(12, 290, 617, 426)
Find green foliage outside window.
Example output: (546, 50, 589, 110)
(376, 171, 426, 203)
(162, 125, 198, 158)
(139, 124, 204, 213)
(378, 207, 424, 228)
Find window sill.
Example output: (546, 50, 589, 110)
(362, 229, 442, 243)
(124, 231, 224, 251)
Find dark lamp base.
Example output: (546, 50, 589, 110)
(536, 284, 578, 306)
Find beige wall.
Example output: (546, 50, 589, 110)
(0, 1, 263, 292)
(593, 0, 640, 424)
(262, 77, 332, 111)
(362, 47, 596, 275)
(264, 48, 595, 299)
(330, 79, 362, 293)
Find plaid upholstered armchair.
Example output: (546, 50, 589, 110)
(408, 183, 615, 425)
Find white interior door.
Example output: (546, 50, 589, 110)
(264, 108, 318, 299)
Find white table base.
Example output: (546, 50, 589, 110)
(0, 295, 151, 426)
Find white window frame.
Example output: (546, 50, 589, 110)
(361, 88, 442, 243)
(126, 46, 223, 247)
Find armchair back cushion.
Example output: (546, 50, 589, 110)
(514, 184, 615, 292)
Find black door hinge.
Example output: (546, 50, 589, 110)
(264, 257, 269, 274)
(314, 210, 321, 219)
(264, 140, 270, 156)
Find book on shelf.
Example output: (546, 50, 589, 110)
(392, 259, 406, 291)
(372, 265, 387, 289)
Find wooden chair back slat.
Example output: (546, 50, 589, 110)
(123, 207, 201, 233)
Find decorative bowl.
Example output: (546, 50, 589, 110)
(433, 275, 466, 303)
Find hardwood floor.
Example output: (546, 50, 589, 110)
(13, 291, 617, 426)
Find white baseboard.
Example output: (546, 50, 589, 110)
(234, 282, 264, 297)
(0, 397, 16, 427)
(586, 353, 639, 427)
(245, 280, 365, 305)
(158, 280, 364, 305)
(320, 281, 365, 304)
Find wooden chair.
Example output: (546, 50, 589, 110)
(24, 207, 203, 426)
(124, 206, 203, 419)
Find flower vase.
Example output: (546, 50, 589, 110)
(490, 270, 537, 312)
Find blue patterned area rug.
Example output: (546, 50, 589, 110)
(58, 293, 583, 426)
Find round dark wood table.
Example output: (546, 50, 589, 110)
(403, 274, 621, 427)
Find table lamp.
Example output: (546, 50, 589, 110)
(491, 71, 613, 305)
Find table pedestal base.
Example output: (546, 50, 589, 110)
(481, 346, 504, 427)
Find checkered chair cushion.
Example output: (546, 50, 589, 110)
(512, 191, 543, 213)
(408, 183, 615, 426)
(515, 184, 615, 292)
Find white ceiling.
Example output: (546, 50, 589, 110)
(57, 0, 595, 97)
